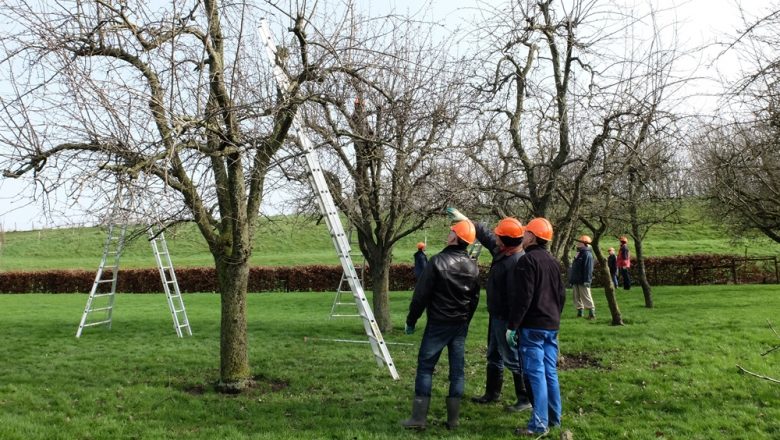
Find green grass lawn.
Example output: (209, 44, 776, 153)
(2, 200, 779, 272)
(1, 285, 779, 439)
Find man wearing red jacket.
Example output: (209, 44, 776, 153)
(617, 236, 632, 290)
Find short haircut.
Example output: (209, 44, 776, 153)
(455, 239, 470, 249)
(536, 238, 549, 247)
(499, 236, 523, 247)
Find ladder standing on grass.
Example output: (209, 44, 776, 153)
(258, 20, 399, 380)
(77, 215, 192, 338)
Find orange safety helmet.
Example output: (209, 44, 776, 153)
(619, 236, 628, 243)
(451, 220, 476, 244)
(525, 217, 554, 241)
(416, 242, 426, 250)
(576, 235, 592, 244)
(494, 217, 524, 238)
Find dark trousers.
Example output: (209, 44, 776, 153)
(414, 321, 469, 397)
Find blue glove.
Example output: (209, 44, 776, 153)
(505, 328, 519, 348)
(405, 324, 415, 335)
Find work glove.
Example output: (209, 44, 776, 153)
(405, 323, 415, 335)
(446, 207, 468, 224)
(505, 328, 519, 349)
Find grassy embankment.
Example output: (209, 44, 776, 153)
(0, 285, 779, 439)
(2, 202, 779, 271)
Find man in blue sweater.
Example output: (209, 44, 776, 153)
(569, 235, 595, 319)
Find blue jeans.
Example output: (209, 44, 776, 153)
(487, 316, 521, 374)
(414, 321, 469, 398)
(520, 328, 562, 433)
(611, 272, 618, 289)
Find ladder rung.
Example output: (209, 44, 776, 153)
(82, 320, 111, 327)
(165, 280, 176, 284)
(331, 314, 360, 317)
(88, 306, 113, 312)
(95, 279, 115, 284)
(91, 293, 114, 298)
(178, 324, 190, 328)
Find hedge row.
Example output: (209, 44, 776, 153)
(0, 254, 776, 294)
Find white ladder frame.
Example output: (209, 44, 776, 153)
(148, 224, 192, 337)
(76, 223, 126, 337)
(259, 20, 398, 380)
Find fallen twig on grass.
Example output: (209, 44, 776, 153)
(736, 364, 780, 384)
(762, 319, 780, 356)
(768, 319, 779, 338)
(761, 344, 780, 356)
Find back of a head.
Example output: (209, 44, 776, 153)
(417, 242, 426, 251)
(451, 220, 476, 245)
(526, 217, 554, 243)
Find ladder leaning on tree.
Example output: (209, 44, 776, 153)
(258, 19, 399, 380)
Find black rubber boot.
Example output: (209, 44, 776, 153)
(401, 396, 430, 430)
(471, 365, 503, 404)
(445, 397, 460, 429)
(506, 372, 533, 412)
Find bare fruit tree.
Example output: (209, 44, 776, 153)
(296, 14, 470, 332)
(466, 0, 655, 259)
(0, 0, 340, 392)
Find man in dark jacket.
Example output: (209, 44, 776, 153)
(568, 235, 595, 319)
(402, 220, 480, 431)
(506, 217, 565, 437)
(413, 242, 428, 279)
(607, 247, 618, 288)
(447, 208, 532, 412)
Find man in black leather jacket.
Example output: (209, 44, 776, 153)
(446, 208, 532, 412)
(401, 220, 480, 431)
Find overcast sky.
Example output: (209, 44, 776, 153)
(0, 0, 759, 231)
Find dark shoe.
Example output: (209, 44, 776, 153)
(471, 366, 503, 404)
(445, 397, 460, 429)
(514, 427, 549, 437)
(587, 310, 596, 320)
(576, 309, 583, 318)
(506, 372, 533, 412)
(506, 399, 532, 412)
(401, 396, 430, 430)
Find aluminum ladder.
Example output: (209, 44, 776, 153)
(76, 223, 126, 337)
(148, 224, 192, 337)
(259, 20, 399, 380)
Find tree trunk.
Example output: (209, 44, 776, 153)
(591, 242, 624, 326)
(369, 254, 392, 332)
(599, 263, 624, 325)
(215, 258, 252, 393)
(632, 234, 654, 308)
